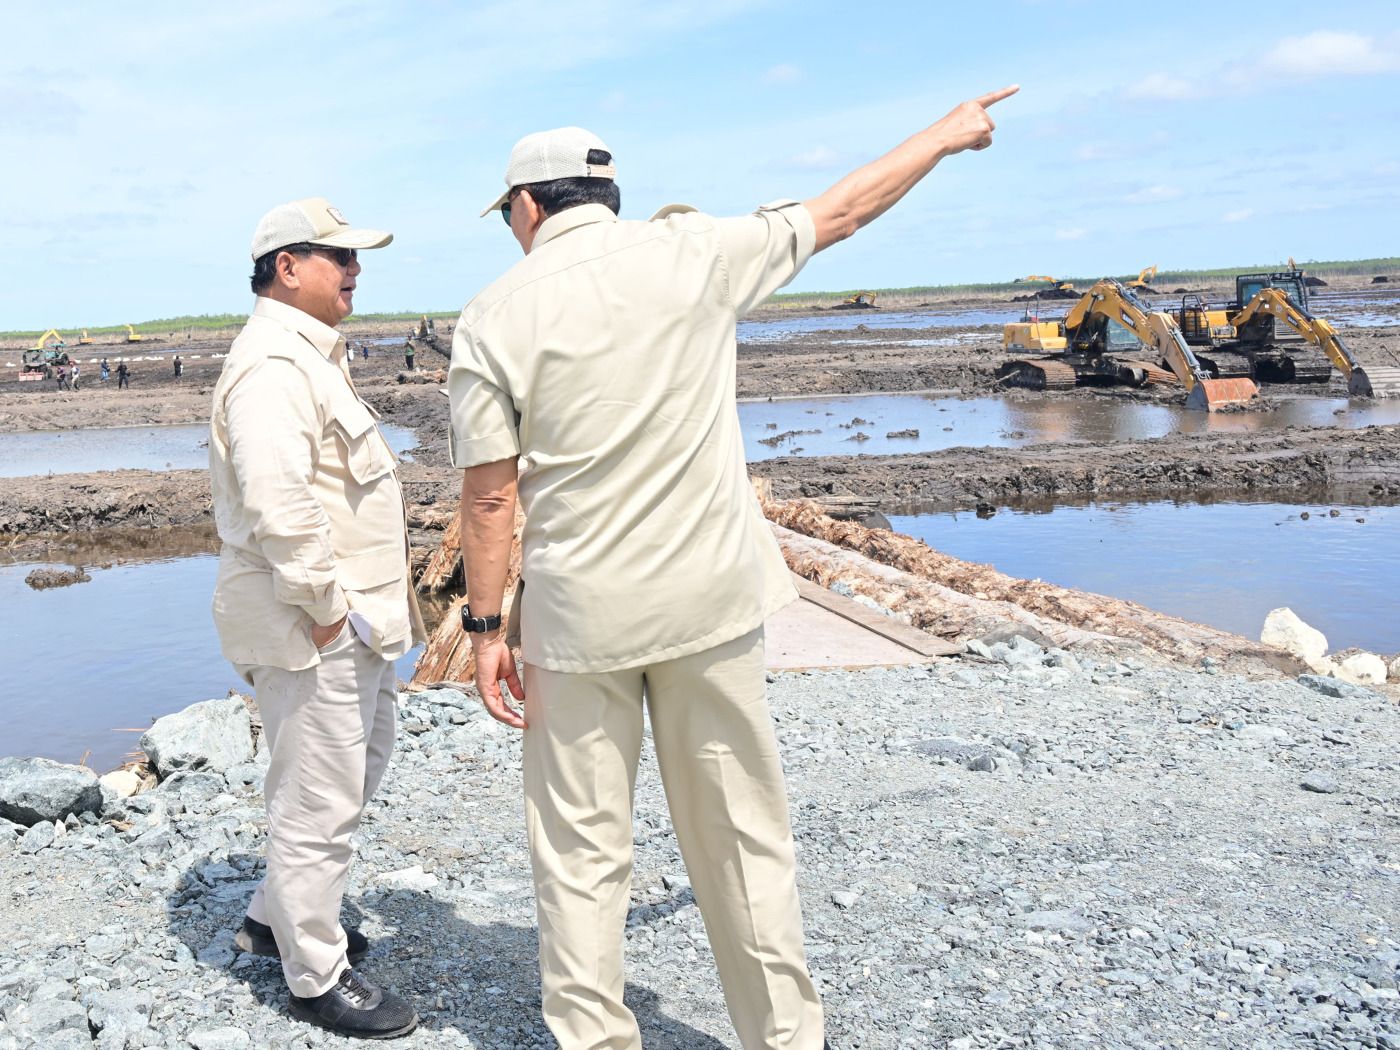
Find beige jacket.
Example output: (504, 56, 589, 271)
(209, 297, 426, 671)
(448, 201, 813, 673)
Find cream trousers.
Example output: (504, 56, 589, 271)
(236, 622, 398, 997)
(524, 627, 824, 1050)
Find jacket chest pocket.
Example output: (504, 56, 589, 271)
(327, 391, 396, 485)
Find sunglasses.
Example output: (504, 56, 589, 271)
(283, 243, 358, 267)
(501, 187, 524, 227)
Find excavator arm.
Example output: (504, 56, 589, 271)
(1230, 288, 1400, 397)
(1067, 280, 1259, 410)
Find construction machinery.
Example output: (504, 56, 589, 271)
(1015, 274, 1076, 294)
(1174, 268, 1399, 395)
(124, 325, 144, 343)
(78, 329, 93, 344)
(998, 279, 1259, 411)
(31, 329, 66, 351)
(1126, 265, 1158, 289)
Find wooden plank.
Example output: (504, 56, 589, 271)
(790, 573, 962, 658)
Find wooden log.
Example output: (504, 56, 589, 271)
(764, 497, 1303, 674)
(410, 504, 525, 687)
(418, 512, 463, 593)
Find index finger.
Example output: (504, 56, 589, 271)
(975, 84, 1020, 108)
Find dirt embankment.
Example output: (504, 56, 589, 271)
(752, 425, 1400, 509)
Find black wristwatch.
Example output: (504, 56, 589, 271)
(461, 606, 503, 634)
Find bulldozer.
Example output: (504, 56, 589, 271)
(998, 279, 1259, 411)
(1174, 269, 1400, 396)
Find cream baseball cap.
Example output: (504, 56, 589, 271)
(480, 127, 616, 217)
(250, 197, 392, 260)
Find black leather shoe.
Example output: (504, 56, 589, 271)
(288, 968, 418, 1039)
(233, 916, 369, 963)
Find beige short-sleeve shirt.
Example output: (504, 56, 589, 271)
(448, 200, 815, 673)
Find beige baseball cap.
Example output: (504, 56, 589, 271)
(481, 127, 616, 217)
(250, 197, 392, 260)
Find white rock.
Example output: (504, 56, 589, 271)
(1390, 655, 1400, 681)
(1335, 652, 1387, 686)
(1305, 655, 1338, 676)
(98, 769, 142, 799)
(1261, 608, 1328, 665)
(375, 864, 438, 891)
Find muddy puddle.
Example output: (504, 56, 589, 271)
(0, 422, 420, 478)
(889, 495, 1399, 654)
(739, 394, 1400, 461)
(0, 533, 426, 770)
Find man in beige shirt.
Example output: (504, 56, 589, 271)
(209, 197, 426, 1040)
(451, 87, 1016, 1050)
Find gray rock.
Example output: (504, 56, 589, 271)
(1297, 674, 1379, 701)
(831, 890, 859, 909)
(190, 1029, 253, 1050)
(1012, 909, 1095, 934)
(973, 622, 1055, 650)
(1176, 707, 1203, 724)
(18, 820, 57, 854)
(1301, 773, 1341, 794)
(1236, 724, 1296, 747)
(140, 697, 254, 778)
(0, 756, 103, 825)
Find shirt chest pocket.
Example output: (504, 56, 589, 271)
(326, 390, 396, 486)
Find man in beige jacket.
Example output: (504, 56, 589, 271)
(209, 197, 426, 1039)
(450, 87, 1017, 1049)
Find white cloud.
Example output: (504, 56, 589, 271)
(1055, 227, 1087, 241)
(762, 63, 801, 85)
(1223, 208, 1253, 223)
(1126, 73, 1199, 101)
(1258, 30, 1400, 78)
(1126, 185, 1184, 204)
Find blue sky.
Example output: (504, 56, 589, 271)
(2, 1, 1397, 329)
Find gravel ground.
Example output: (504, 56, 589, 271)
(2, 649, 1398, 1049)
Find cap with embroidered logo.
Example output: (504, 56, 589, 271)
(481, 127, 616, 217)
(250, 197, 392, 260)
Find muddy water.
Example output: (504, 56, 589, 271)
(739, 394, 1400, 461)
(0, 422, 420, 478)
(889, 496, 1400, 654)
(0, 540, 424, 770)
(739, 308, 1024, 343)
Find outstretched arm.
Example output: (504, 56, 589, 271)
(804, 85, 1019, 253)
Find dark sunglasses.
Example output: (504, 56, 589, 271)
(501, 187, 523, 227)
(283, 243, 358, 267)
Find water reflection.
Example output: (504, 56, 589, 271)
(889, 496, 1400, 654)
(0, 422, 420, 478)
(739, 394, 1400, 461)
(0, 536, 424, 770)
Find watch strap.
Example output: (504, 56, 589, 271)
(461, 606, 503, 634)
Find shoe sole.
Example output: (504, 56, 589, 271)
(287, 999, 418, 1040)
(233, 928, 369, 964)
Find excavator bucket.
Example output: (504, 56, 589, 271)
(1349, 366, 1400, 399)
(1185, 377, 1260, 411)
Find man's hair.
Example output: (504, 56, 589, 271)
(519, 149, 620, 217)
(249, 242, 316, 294)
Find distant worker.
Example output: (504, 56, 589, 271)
(173, 354, 184, 379)
(404, 341, 415, 370)
(55, 365, 70, 391)
(100, 358, 111, 383)
(450, 85, 1018, 1050)
(209, 196, 425, 1039)
(70, 362, 81, 391)
(360, 342, 369, 361)
(116, 361, 129, 389)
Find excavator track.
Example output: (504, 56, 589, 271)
(1138, 362, 1179, 387)
(1252, 352, 1332, 385)
(994, 358, 1078, 391)
(1350, 365, 1400, 399)
(1193, 351, 1254, 380)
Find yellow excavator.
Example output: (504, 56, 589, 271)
(998, 279, 1259, 411)
(842, 291, 878, 306)
(125, 325, 144, 343)
(1173, 268, 1398, 395)
(1125, 265, 1157, 289)
(1015, 274, 1076, 294)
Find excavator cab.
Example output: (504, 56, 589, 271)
(1236, 270, 1308, 312)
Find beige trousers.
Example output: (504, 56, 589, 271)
(236, 623, 398, 997)
(524, 627, 824, 1050)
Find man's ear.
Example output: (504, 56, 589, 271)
(275, 250, 302, 290)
